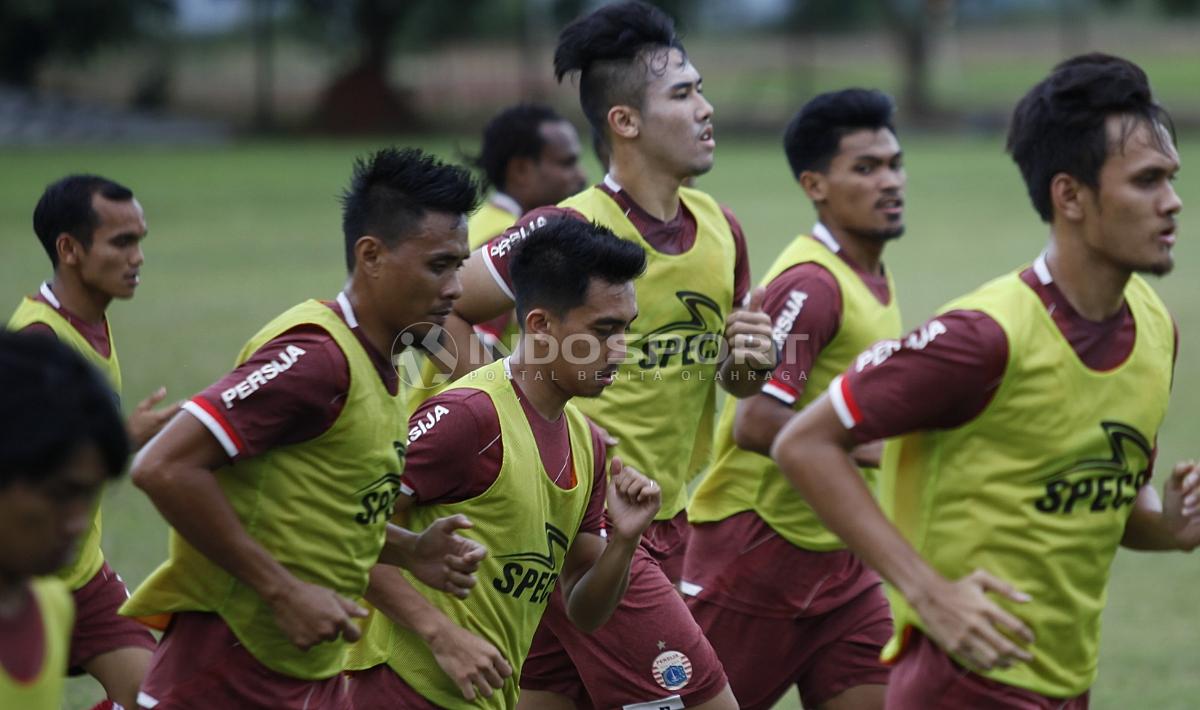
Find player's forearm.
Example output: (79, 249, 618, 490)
(717, 358, 771, 398)
(377, 523, 420, 568)
(444, 313, 494, 380)
(132, 460, 298, 601)
(732, 396, 794, 456)
(562, 535, 639, 633)
(1121, 487, 1185, 551)
(365, 563, 451, 642)
(772, 429, 943, 604)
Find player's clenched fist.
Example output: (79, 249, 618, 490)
(605, 456, 661, 543)
(723, 286, 776, 371)
(267, 578, 367, 650)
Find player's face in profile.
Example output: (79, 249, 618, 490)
(379, 211, 470, 340)
(76, 195, 147, 300)
(530, 120, 588, 205)
(818, 128, 905, 241)
(549, 279, 637, 398)
(1083, 116, 1181, 276)
(0, 444, 107, 577)
(635, 48, 715, 180)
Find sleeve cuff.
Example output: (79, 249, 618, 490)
(182, 399, 243, 459)
(828, 374, 863, 430)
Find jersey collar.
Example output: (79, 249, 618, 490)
(811, 222, 842, 253)
(1033, 252, 1054, 285)
(39, 282, 62, 309)
(490, 191, 523, 218)
(336, 291, 359, 328)
(603, 173, 623, 193)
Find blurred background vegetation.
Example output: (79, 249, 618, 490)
(2, 0, 1199, 141)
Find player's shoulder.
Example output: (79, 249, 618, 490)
(407, 386, 499, 448)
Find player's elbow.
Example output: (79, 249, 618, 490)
(130, 446, 177, 496)
(732, 415, 772, 456)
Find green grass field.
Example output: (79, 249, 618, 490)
(2, 134, 1197, 709)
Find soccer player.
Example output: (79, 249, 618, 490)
(346, 219, 662, 708)
(0, 332, 130, 709)
(121, 148, 489, 709)
(683, 89, 905, 710)
(7, 174, 173, 709)
(445, 2, 771, 707)
(404, 103, 586, 401)
(773, 54, 1198, 708)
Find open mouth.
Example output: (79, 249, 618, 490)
(877, 196, 904, 216)
(698, 126, 715, 147)
(1158, 227, 1176, 246)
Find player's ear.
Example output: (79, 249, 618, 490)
(798, 170, 827, 203)
(608, 105, 639, 141)
(354, 235, 385, 278)
(55, 233, 82, 266)
(524, 307, 551, 336)
(1050, 172, 1086, 223)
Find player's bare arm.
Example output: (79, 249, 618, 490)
(1121, 460, 1200, 551)
(131, 412, 367, 650)
(126, 385, 181, 449)
(558, 457, 661, 632)
(718, 286, 777, 398)
(442, 246, 515, 379)
(377, 515, 487, 599)
(771, 394, 1036, 671)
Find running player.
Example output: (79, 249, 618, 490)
(773, 54, 1198, 708)
(347, 219, 660, 708)
(8, 174, 171, 709)
(0, 332, 129, 709)
(121, 148, 488, 709)
(404, 103, 586, 402)
(446, 2, 771, 707)
(683, 89, 904, 710)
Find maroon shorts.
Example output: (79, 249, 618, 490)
(137, 612, 350, 710)
(68, 562, 157, 672)
(347, 663, 439, 709)
(640, 510, 692, 585)
(886, 630, 1089, 710)
(682, 513, 891, 709)
(520, 546, 728, 709)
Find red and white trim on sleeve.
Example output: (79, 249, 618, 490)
(182, 398, 244, 459)
(762, 379, 799, 406)
(828, 374, 863, 430)
(481, 247, 515, 301)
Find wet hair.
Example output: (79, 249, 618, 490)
(0, 332, 128, 488)
(783, 89, 897, 177)
(472, 103, 566, 191)
(510, 218, 646, 323)
(1007, 53, 1175, 223)
(553, 0, 685, 139)
(341, 147, 480, 270)
(33, 174, 134, 267)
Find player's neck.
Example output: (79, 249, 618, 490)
(608, 156, 683, 222)
(340, 285, 394, 362)
(507, 352, 567, 421)
(1044, 239, 1130, 321)
(820, 222, 886, 275)
(48, 272, 110, 324)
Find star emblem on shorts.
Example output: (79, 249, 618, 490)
(657, 640, 666, 651)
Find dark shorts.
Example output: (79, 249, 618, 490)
(346, 663, 439, 709)
(520, 546, 728, 709)
(136, 612, 350, 710)
(640, 511, 692, 585)
(68, 562, 157, 672)
(886, 630, 1089, 710)
(681, 512, 891, 709)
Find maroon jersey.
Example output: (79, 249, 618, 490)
(0, 584, 47, 682)
(480, 177, 752, 307)
(760, 234, 892, 406)
(17, 282, 112, 356)
(399, 375, 607, 535)
(183, 297, 397, 460)
(834, 258, 1178, 442)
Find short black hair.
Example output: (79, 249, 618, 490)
(33, 174, 134, 268)
(1007, 53, 1175, 223)
(0, 332, 128, 488)
(510, 219, 646, 323)
(341, 147, 481, 270)
(472, 104, 566, 191)
(783, 89, 897, 178)
(554, 0, 685, 140)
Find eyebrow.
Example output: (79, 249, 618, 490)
(669, 78, 700, 92)
(854, 150, 903, 162)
